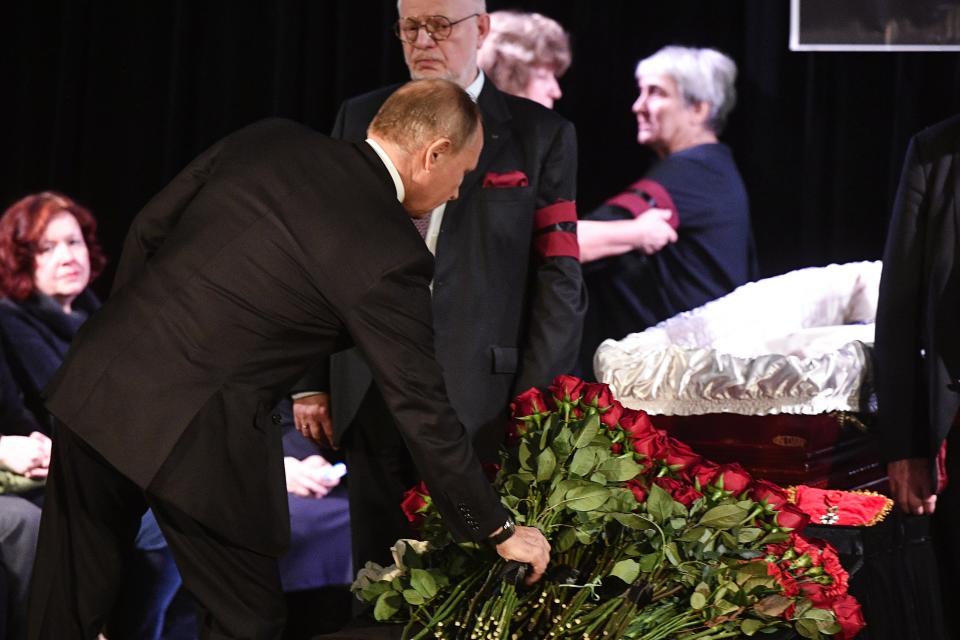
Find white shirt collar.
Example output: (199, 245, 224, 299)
(364, 138, 405, 203)
(465, 71, 485, 102)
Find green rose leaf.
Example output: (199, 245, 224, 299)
(690, 591, 707, 610)
(570, 447, 597, 477)
(612, 513, 655, 531)
(698, 504, 748, 529)
(518, 442, 535, 472)
(795, 618, 822, 640)
(565, 485, 610, 511)
(664, 542, 681, 566)
(374, 591, 403, 621)
(536, 447, 557, 482)
(589, 472, 608, 486)
(801, 608, 836, 623)
(740, 618, 764, 636)
(647, 483, 675, 523)
(597, 456, 643, 482)
(410, 568, 437, 600)
(402, 589, 425, 606)
(573, 414, 600, 449)
(737, 527, 763, 544)
(679, 526, 708, 543)
(555, 526, 578, 553)
(610, 559, 640, 584)
(360, 581, 394, 602)
(638, 552, 660, 573)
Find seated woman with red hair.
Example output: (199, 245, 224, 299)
(0, 192, 181, 640)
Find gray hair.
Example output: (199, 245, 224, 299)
(478, 11, 571, 96)
(636, 46, 737, 134)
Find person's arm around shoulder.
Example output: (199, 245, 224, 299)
(578, 208, 677, 263)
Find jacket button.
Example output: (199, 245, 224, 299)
(271, 414, 282, 425)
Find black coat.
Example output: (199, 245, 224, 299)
(875, 114, 960, 472)
(0, 290, 99, 435)
(44, 118, 507, 554)
(313, 80, 584, 453)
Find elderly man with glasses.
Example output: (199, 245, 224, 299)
(290, 0, 585, 575)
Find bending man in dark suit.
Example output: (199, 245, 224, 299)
(290, 0, 585, 571)
(26, 79, 550, 640)
(875, 113, 960, 636)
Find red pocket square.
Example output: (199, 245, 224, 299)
(483, 170, 529, 188)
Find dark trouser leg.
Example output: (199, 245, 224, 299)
(106, 545, 182, 640)
(26, 423, 146, 640)
(0, 496, 42, 640)
(146, 497, 286, 640)
(343, 385, 418, 571)
(934, 428, 960, 638)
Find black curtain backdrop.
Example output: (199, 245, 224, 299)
(4, 1, 960, 295)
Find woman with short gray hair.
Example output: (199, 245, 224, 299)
(577, 45, 756, 377)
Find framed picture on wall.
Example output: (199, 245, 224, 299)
(790, 0, 960, 51)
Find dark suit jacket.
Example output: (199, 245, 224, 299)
(310, 79, 584, 451)
(44, 118, 507, 554)
(875, 114, 960, 475)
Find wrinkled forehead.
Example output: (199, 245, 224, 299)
(398, 0, 480, 18)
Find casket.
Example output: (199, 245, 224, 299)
(594, 261, 885, 490)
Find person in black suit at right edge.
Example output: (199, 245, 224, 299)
(290, 0, 585, 572)
(875, 114, 960, 639)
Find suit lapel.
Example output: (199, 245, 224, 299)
(444, 83, 512, 220)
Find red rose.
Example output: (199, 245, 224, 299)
(689, 460, 720, 488)
(510, 387, 548, 419)
(627, 479, 648, 504)
(766, 562, 799, 598)
(601, 401, 624, 429)
(776, 503, 810, 531)
(831, 594, 866, 640)
(632, 431, 669, 462)
(751, 480, 789, 509)
(548, 375, 585, 403)
(619, 409, 656, 439)
(582, 382, 614, 409)
(663, 437, 701, 471)
(654, 477, 702, 507)
(610, 442, 624, 455)
(800, 582, 831, 607)
(715, 463, 753, 495)
(400, 481, 430, 528)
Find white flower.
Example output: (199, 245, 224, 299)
(390, 538, 432, 571)
(351, 561, 404, 593)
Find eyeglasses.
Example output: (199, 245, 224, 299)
(393, 13, 480, 44)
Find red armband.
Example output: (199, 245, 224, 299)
(606, 178, 679, 228)
(533, 200, 578, 259)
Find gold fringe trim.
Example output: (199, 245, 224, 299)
(785, 486, 894, 527)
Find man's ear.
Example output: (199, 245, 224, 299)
(476, 13, 491, 46)
(424, 138, 453, 171)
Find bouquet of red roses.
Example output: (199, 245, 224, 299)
(353, 375, 865, 640)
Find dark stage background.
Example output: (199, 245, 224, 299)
(4, 1, 960, 294)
